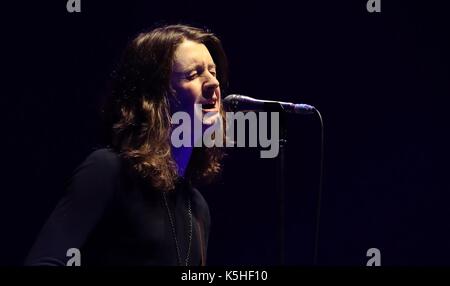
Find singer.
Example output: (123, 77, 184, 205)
(25, 24, 227, 266)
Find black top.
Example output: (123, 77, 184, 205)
(25, 148, 210, 266)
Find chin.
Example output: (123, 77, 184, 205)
(202, 110, 221, 125)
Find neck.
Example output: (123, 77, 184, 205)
(172, 146, 193, 178)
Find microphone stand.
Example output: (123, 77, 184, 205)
(277, 112, 287, 265)
(277, 112, 287, 266)
(267, 102, 287, 265)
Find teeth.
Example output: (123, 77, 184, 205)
(202, 102, 216, 109)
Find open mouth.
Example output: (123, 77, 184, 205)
(202, 100, 219, 112)
(202, 102, 216, 110)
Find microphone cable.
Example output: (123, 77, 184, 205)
(313, 108, 324, 266)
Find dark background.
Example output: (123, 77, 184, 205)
(1, 0, 449, 266)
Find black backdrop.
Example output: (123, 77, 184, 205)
(1, 0, 449, 266)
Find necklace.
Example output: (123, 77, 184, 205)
(161, 190, 192, 266)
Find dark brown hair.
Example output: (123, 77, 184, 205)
(103, 24, 228, 191)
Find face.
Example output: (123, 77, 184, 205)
(170, 40, 221, 126)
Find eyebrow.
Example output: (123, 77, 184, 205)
(180, 63, 216, 73)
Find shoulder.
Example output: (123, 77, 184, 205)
(84, 148, 121, 166)
(65, 148, 124, 193)
(75, 148, 122, 176)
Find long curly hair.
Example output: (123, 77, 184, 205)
(102, 24, 228, 191)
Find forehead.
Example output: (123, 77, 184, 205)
(173, 40, 215, 70)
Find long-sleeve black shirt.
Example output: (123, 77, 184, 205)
(25, 148, 210, 266)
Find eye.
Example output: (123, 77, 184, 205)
(209, 70, 217, 77)
(185, 72, 198, 81)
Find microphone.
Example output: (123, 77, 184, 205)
(222, 94, 316, 114)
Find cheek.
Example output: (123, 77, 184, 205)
(172, 84, 201, 115)
(177, 83, 203, 105)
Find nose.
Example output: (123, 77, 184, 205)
(203, 73, 220, 99)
